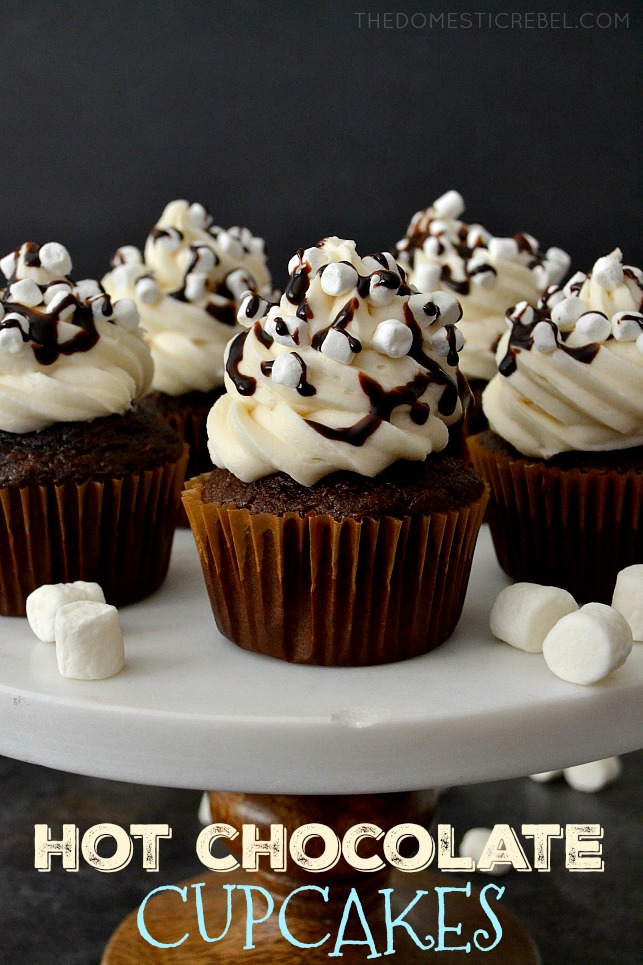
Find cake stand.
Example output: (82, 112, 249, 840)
(1, 528, 641, 964)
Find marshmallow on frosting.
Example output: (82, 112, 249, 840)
(482, 249, 643, 459)
(207, 237, 470, 486)
(102, 200, 275, 397)
(0, 242, 153, 433)
(395, 191, 570, 382)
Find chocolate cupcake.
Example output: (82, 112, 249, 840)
(183, 237, 488, 666)
(0, 241, 187, 616)
(102, 200, 276, 487)
(468, 248, 643, 603)
(395, 190, 570, 438)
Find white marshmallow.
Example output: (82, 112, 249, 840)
(507, 301, 535, 327)
(216, 232, 243, 260)
(529, 771, 563, 783)
(363, 252, 398, 273)
(113, 245, 142, 265)
(110, 263, 140, 291)
(198, 791, 213, 825)
(531, 264, 550, 290)
(2, 311, 27, 332)
(591, 254, 624, 290)
(541, 286, 566, 309)
(431, 325, 464, 359)
(563, 271, 587, 296)
(301, 246, 325, 273)
(135, 276, 161, 305)
(545, 247, 571, 284)
(0, 326, 25, 354)
(407, 293, 440, 325)
(431, 290, 462, 326)
(369, 271, 399, 306)
(154, 228, 181, 252)
(372, 319, 413, 358)
(46, 290, 76, 320)
(44, 282, 72, 305)
(89, 293, 113, 320)
(488, 237, 520, 261)
(490, 582, 578, 653)
(542, 602, 633, 685)
(74, 279, 102, 302)
(467, 224, 491, 249)
(612, 564, 643, 640)
(575, 312, 611, 342)
(265, 314, 310, 348)
(26, 581, 105, 643)
(320, 328, 355, 364)
(225, 268, 254, 301)
(532, 321, 558, 353)
(237, 292, 269, 326)
(459, 829, 510, 876)
(111, 298, 140, 331)
(432, 189, 465, 219)
(421, 237, 443, 259)
(470, 266, 496, 289)
(320, 262, 359, 297)
(249, 236, 265, 256)
(551, 295, 585, 331)
(193, 245, 217, 272)
(429, 218, 450, 237)
(9, 278, 43, 307)
(0, 251, 17, 280)
(612, 311, 642, 341)
(55, 601, 125, 680)
(271, 352, 304, 388)
(39, 242, 72, 277)
(184, 272, 208, 302)
(412, 262, 442, 292)
(187, 202, 211, 229)
(563, 757, 622, 793)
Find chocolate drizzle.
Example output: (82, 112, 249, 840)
(499, 311, 601, 377)
(2, 299, 99, 366)
(205, 300, 237, 326)
(312, 297, 362, 355)
(402, 304, 462, 417)
(261, 353, 316, 397)
(285, 264, 310, 305)
(225, 330, 256, 396)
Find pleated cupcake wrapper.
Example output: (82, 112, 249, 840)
(468, 434, 642, 604)
(162, 406, 213, 527)
(183, 476, 489, 666)
(0, 445, 188, 616)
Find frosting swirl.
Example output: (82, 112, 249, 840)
(396, 190, 570, 381)
(482, 249, 643, 458)
(0, 241, 153, 433)
(207, 237, 470, 486)
(102, 200, 275, 396)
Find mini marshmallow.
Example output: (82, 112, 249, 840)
(564, 757, 622, 793)
(612, 311, 642, 341)
(412, 262, 442, 292)
(153, 228, 181, 252)
(89, 293, 113, 319)
(540, 286, 566, 309)
(529, 771, 563, 783)
(490, 582, 578, 653)
(55, 601, 125, 680)
(467, 224, 491, 249)
(507, 301, 535, 327)
(488, 237, 520, 261)
(198, 791, 213, 825)
(216, 232, 244, 260)
(431, 290, 462, 326)
(301, 246, 326, 273)
(320, 262, 359, 297)
(532, 321, 558, 354)
(134, 276, 160, 305)
(271, 352, 304, 388)
(237, 292, 270, 326)
(187, 202, 212, 229)
(184, 272, 208, 302)
(43, 282, 72, 305)
(407, 293, 440, 323)
(320, 328, 355, 364)
(2, 311, 27, 332)
(0, 326, 25, 354)
(0, 251, 17, 280)
(429, 218, 449, 237)
(372, 319, 413, 358)
(110, 263, 140, 291)
(591, 254, 624, 290)
(545, 247, 571, 284)
(575, 312, 612, 342)
(225, 268, 254, 301)
(531, 264, 550, 290)
(368, 271, 399, 306)
(26, 581, 105, 643)
(193, 245, 217, 272)
(228, 225, 252, 246)
(9, 278, 43, 308)
(612, 564, 643, 640)
(248, 236, 265, 256)
(551, 295, 585, 331)
(39, 242, 72, 277)
(111, 298, 140, 331)
(74, 279, 102, 301)
(266, 314, 310, 347)
(542, 602, 633, 685)
(362, 252, 398, 273)
(563, 271, 587, 295)
(113, 245, 143, 265)
(459, 829, 510, 876)
(431, 325, 464, 359)
(46, 290, 76, 320)
(422, 237, 443, 259)
(432, 189, 465, 219)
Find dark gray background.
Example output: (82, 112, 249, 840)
(1, 0, 640, 290)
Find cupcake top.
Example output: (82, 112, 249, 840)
(102, 200, 275, 397)
(207, 236, 470, 486)
(482, 249, 643, 459)
(395, 190, 570, 382)
(0, 242, 153, 434)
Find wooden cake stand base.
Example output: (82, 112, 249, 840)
(102, 790, 540, 964)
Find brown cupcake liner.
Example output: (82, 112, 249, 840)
(183, 475, 489, 666)
(0, 445, 188, 616)
(468, 433, 642, 603)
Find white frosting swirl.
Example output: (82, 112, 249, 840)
(207, 237, 469, 486)
(396, 190, 570, 382)
(0, 242, 153, 433)
(102, 200, 275, 396)
(482, 249, 643, 458)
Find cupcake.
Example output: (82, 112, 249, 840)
(0, 241, 187, 616)
(183, 237, 489, 666)
(395, 190, 570, 434)
(102, 200, 275, 485)
(468, 248, 643, 603)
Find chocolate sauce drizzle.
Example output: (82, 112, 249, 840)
(311, 297, 362, 355)
(499, 309, 601, 377)
(205, 300, 237, 326)
(225, 330, 256, 395)
(1, 298, 99, 366)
